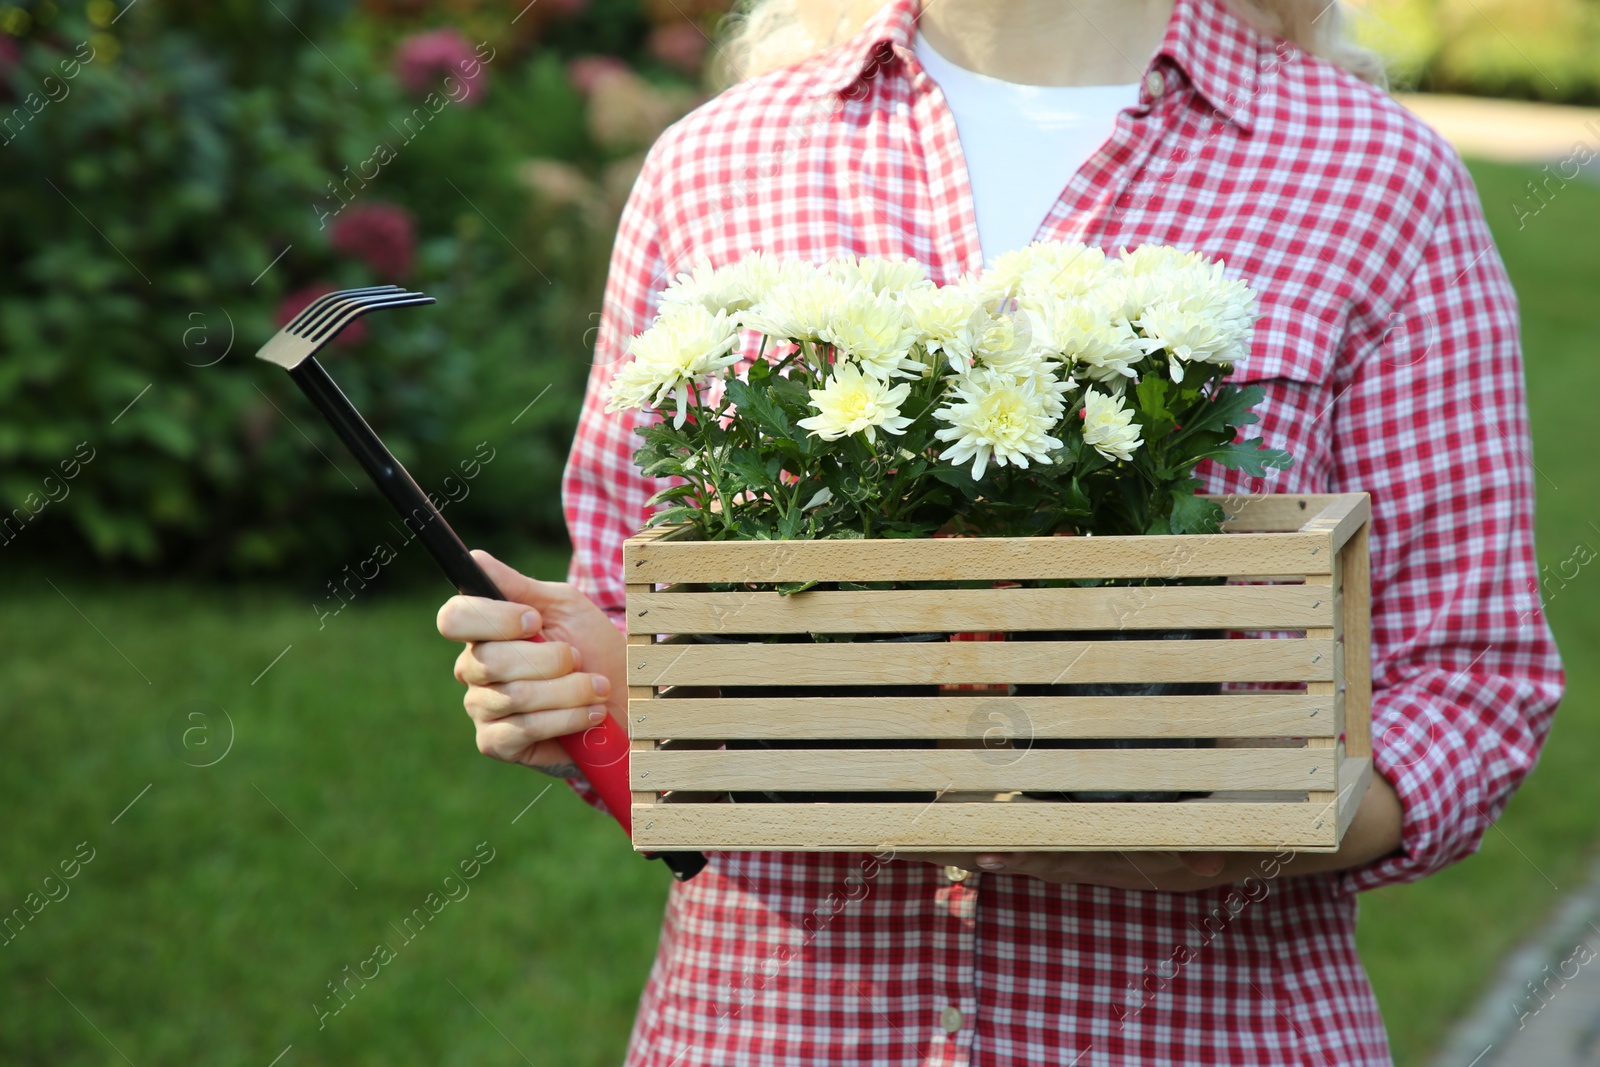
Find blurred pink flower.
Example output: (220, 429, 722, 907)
(330, 202, 416, 279)
(394, 29, 488, 105)
(0, 37, 21, 92)
(647, 22, 707, 76)
(277, 284, 368, 348)
(566, 54, 630, 96)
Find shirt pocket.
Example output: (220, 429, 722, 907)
(1228, 283, 1341, 388)
(1211, 288, 1344, 492)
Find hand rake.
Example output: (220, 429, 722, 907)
(256, 285, 706, 882)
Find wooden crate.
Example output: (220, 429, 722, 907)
(623, 493, 1372, 854)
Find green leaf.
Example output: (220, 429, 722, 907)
(1170, 383, 1268, 446)
(1168, 490, 1226, 534)
(723, 375, 792, 440)
(1134, 375, 1178, 437)
(1208, 438, 1295, 476)
(646, 483, 699, 507)
(646, 505, 700, 528)
(928, 463, 981, 499)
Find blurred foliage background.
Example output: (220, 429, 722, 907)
(2, 1, 1598, 1065)
(0, 0, 1596, 575)
(1355, 0, 1600, 102)
(0, 0, 711, 573)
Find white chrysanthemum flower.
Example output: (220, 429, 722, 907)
(1014, 359, 1078, 421)
(1080, 388, 1144, 462)
(1013, 293, 1063, 354)
(933, 366, 1063, 479)
(1093, 272, 1177, 323)
(980, 241, 1111, 305)
(604, 305, 741, 428)
(657, 250, 793, 316)
(827, 254, 935, 296)
(726, 248, 787, 302)
(967, 307, 1041, 376)
(903, 283, 986, 370)
(657, 257, 740, 315)
(738, 269, 853, 343)
(819, 284, 924, 380)
(796, 361, 914, 444)
(1134, 265, 1257, 380)
(1053, 299, 1144, 383)
(1118, 244, 1211, 278)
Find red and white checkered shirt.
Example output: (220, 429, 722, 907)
(559, 0, 1565, 1062)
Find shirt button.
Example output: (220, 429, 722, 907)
(1144, 69, 1165, 99)
(940, 1005, 964, 1033)
(943, 865, 970, 883)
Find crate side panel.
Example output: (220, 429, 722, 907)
(632, 746, 1331, 793)
(628, 584, 1334, 635)
(630, 802, 1337, 852)
(629, 692, 1336, 739)
(1210, 494, 1358, 532)
(627, 638, 1335, 688)
(626, 533, 1333, 584)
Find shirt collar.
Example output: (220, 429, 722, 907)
(815, 0, 1267, 133)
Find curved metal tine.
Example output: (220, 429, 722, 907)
(305, 292, 435, 342)
(304, 292, 436, 343)
(284, 285, 401, 335)
(290, 286, 407, 337)
(286, 287, 401, 336)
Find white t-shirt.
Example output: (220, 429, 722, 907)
(912, 30, 1142, 266)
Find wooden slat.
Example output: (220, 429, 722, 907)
(630, 693, 1336, 739)
(628, 637, 1335, 687)
(623, 532, 1333, 584)
(1298, 494, 1371, 555)
(630, 801, 1340, 852)
(628, 523, 700, 544)
(1305, 573, 1337, 815)
(626, 585, 658, 813)
(1341, 522, 1373, 760)
(1336, 754, 1372, 839)
(1212, 493, 1348, 532)
(628, 583, 1333, 635)
(632, 746, 1328, 793)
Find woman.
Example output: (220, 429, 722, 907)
(436, 0, 1564, 1061)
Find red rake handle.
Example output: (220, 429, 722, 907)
(537, 647, 634, 833)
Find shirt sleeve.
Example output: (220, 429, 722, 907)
(562, 149, 670, 635)
(1332, 152, 1564, 893)
(558, 150, 671, 813)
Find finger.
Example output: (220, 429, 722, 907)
(455, 639, 583, 687)
(516, 737, 584, 776)
(438, 594, 539, 643)
(1174, 851, 1227, 878)
(462, 674, 610, 722)
(474, 706, 602, 761)
(911, 852, 980, 869)
(472, 550, 583, 615)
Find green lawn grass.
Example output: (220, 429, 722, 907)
(1, 158, 1596, 1066)
(0, 546, 675, 1067)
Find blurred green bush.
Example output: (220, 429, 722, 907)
(0, 0, 715, 572)
(1356, 0, 1600, 104)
